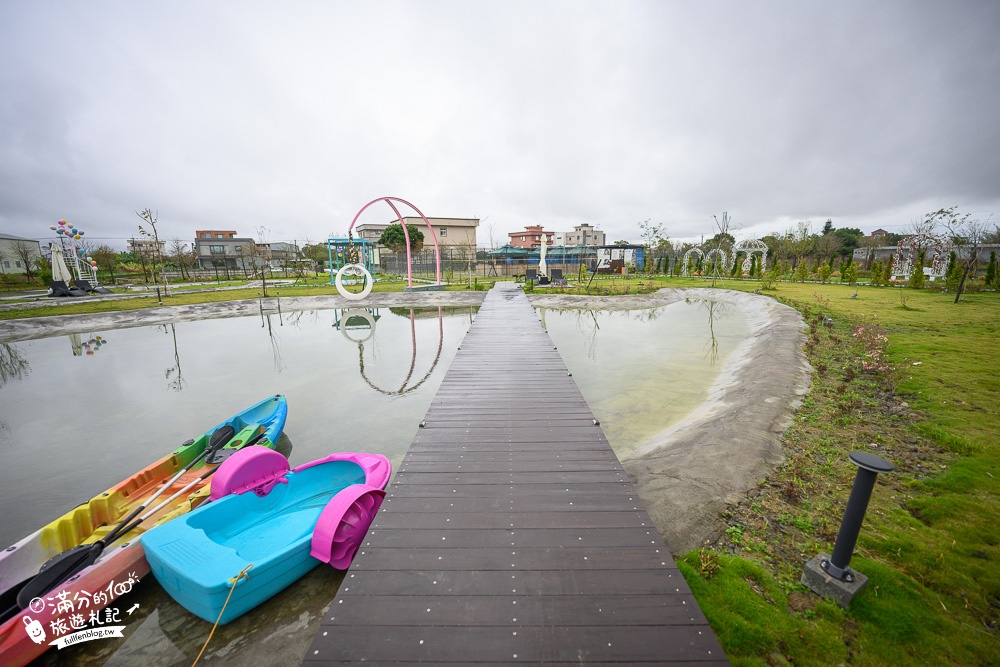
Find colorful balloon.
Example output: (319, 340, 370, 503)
(49, 225, 57, 230)
(57, 229, 64, 235)
(74, 234, 81, 239)
(90, 261, 97, 266)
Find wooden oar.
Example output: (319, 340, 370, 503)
(14, 424, 239, 609)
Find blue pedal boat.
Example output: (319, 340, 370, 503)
(141, 446, 390, 624)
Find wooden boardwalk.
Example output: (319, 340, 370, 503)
(304, 283, 727, 665)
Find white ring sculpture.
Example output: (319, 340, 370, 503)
(335, 264, 374, 301)
(339, 308, 377, 343)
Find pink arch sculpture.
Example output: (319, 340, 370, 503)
(347, 197, 442, 288)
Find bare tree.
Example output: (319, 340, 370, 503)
(0, 343, 30, 388)
(91, 244, 120, 283)
(933, 207, 993, 303)
(11, 241, 41, 281)
(638, 219, 667, 272)
(169, 238, 196, 280)
(858, 234, 883, 270)
(708, 212, 734, 287)
(789, 221, 815, 268)
(815, 233, 840, 265)
(136, 209, 170, 296)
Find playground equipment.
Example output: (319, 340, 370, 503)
(328, 237, 376, 301)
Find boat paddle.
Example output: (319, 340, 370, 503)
(14, 424, 240, 609)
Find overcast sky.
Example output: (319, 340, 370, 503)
(2, 1, 998, 250)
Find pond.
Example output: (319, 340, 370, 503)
(0, 296, 747, 665)
(536, 298, 750, 460)
(0, 305, 474, 666)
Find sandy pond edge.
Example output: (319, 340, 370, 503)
(1, 286, 810, 555)
(528, 288, 811, 554)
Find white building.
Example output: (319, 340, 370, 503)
(0, 233, 42, 275)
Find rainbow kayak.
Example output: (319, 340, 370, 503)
(0, 394, 288, 667)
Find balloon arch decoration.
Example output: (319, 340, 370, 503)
(732, 238, 769, 275)
(891, 234, 952, 281)
(333, 197, 443, 301)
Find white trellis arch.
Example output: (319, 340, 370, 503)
(891, 234, 952, 281)
(703, 248, 729, 274)
(681, 248, 704, 277)
(733, 239, 769, 275)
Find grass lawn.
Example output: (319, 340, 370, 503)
(2, 273, 996, 664)
(662, 278, 999, 666)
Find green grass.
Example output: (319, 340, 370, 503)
(668, 279, 1000, 666)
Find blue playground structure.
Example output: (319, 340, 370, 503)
(327, 237, 378, 285)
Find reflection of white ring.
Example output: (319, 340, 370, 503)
(340, 309, 376, 343)
(335, 264, 373, 300)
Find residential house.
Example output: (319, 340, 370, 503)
(354, 217, 479, 249)
(562, 223, 605, 248)
(0, 233, 42, 275)
(127, 237, 167, 259)
(193, 229, 258, 271)
(508, 225, 553, 249)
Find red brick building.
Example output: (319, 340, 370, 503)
(508, 225, 553, 249)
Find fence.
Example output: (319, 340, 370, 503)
(379, 247, 604, 282)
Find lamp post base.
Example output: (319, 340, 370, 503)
(801, 552, 869, 609)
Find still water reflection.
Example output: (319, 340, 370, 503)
(0, 306, 474, 666)
(537, 298, 749, 460)
(0, 297, 745, 665)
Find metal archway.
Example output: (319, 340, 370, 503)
(891, 234, 951, 280)
(703, 248, 729, 274)
(681, 248, 704, 277)
(347, 197, 443, 288)
(733, 239, 769, 275)
(357, 307, 445, 396)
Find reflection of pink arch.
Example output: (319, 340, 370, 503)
(347, 197, 442, 288)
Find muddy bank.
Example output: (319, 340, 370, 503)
(0, 291, 486, 343)
(529, 288, 811, 554)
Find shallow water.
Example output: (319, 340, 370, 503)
(536, 299, 749, 460)
(0, 297, 746, 665)
(0, 306, 474, 666)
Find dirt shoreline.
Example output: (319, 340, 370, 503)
(0, 286, 809, 555)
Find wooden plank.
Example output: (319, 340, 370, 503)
(358, 528, 663, 549)
(349, 546, 676, 571)
(335, 568, 699, 597)
(306, 626, 724, 664)
(304, 284, 727, 665)
(380, 494, 643, 513)
(323, 594, 706, 627)
(370, 511, 654, 530)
